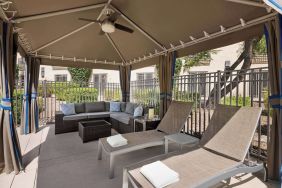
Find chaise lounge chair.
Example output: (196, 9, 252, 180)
(98, 101, 194, 178)
(123, 105, 266, 188)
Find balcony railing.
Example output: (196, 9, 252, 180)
(13, 66, 270, 161)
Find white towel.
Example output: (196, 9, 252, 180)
(140, 161, 179, 188)
(107, 134, 128, 147)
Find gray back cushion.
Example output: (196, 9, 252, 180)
(125, 102, 136, 115)
(105, 102, 110, 111)
(120, 102, 126, 112)
(74, 103, 85, 114)
(85, 102, 105, 112)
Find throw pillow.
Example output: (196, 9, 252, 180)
(134, 105, 143, 117)
(60, 103, 76, 115)
(125, 102, 136, 114)
(110, 102, 121, 112)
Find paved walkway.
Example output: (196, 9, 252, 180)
(0, 125, 279, 188)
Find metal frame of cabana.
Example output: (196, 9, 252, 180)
(0, 0, 281, 183)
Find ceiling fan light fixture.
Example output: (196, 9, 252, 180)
(101, 20, 115, 33)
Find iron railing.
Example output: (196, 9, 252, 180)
(13, 67, 270, 160)
(173, 67, 270, 160)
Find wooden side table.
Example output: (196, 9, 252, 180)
(164, 133, 199, 154)
(134, 118, 161, 132)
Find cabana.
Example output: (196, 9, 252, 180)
(0, 0, 280, 182)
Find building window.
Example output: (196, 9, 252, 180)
(137, 72, 154, 88)
(54, 74, 67, 82)
(225, 60, 231, 69)
(41, 67, 45, 78)
(93, 74, 107, 88)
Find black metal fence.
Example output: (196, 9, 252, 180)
(173, 67, 270, 160)
(13, 67, 270, 160)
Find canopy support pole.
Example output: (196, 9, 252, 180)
(105, 33, 127, 65)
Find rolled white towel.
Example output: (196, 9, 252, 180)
(107, 134, 128, 147)
(140, 161, 179, 188)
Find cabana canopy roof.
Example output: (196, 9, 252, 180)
(5, 0, 276, 69)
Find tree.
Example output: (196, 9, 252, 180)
(182, 50, 217, 71)
(174, 59, 182, 76)
(206, 37, 261, 106)
(68, 67, 92, 86)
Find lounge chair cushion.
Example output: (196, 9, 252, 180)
(128, 148, 239, 188)
(100, 130, 165, 152)
(110, 112, 132, 124)
(204, 106, 262, 162)
(157, 101, 193, 134)
(74, 103, 85, 114)
(85, 102, 105, 112)
(63, 113, 88, 121)
(87, 112, 111, 119)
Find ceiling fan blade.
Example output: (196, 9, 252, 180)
(114, 23, 134, 33)
(78, 18, 100, 23)
(108, 12, 120, 22)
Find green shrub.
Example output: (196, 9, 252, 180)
(262, 89, 272, 116)
(221, 96, 251, 107)
(173, 90, 200, 103)
(13, 89, 24, 125)
(61, 88, 98, 103)
(12, 89, 44, 125)
(104, 88, 121, 101)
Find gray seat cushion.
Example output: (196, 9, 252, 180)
(87, 112, 111, 119)
(110, 112, 132, 124)
(85, 102, 105, 112)
(63, 113, 88, 121)
(75, 103, 85, 113)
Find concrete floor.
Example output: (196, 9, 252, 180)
(0, 124, 280, 188)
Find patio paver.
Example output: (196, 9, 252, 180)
(0, 124, 279, 188)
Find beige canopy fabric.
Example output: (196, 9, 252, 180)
(119, 65, 131, 102)
(264, 16, 282, 180)
(159, 52, 176, 118)
(0, 21, 22, 174)
(20, 56, 31, 134)
(7, 0, 271, 69)
(30, 57, 40, 132)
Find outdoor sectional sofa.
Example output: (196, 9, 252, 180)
(55, 101, 144, 134)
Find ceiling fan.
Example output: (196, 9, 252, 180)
(78, 9, 134, 34)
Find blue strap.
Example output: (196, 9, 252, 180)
(31, 93, 37, 99)
(0, 98, 12, 110)
(269, 94, 282, 99)
(272, 105, 282, 109)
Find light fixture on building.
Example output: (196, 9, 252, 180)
(225, 60, 231, 69)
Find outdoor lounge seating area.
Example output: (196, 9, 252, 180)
(0, 0, 281, 188)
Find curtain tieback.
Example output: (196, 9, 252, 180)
(0, 98, 12, 110)
(268, 94, 282, 109)
(23, 94, 29, 100)
(31, 93, 37, 99)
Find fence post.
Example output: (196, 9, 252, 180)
(216, 71, 221, 104)
(43, 80, 47, 123)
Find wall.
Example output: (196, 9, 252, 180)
(38, 65, 156, 83)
